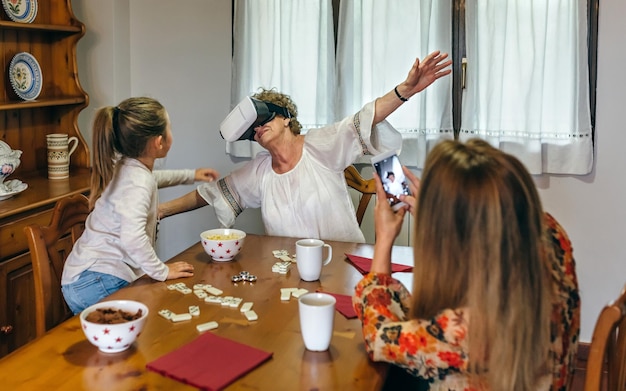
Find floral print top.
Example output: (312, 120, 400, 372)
(352, 213, 580, 391)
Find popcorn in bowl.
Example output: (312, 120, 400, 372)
(80, 300, 149, 353)
(200, 228, 246, 261)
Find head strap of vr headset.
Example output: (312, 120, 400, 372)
(252, 98, 291, 123)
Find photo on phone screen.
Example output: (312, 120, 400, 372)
(371, 151, 412, 210)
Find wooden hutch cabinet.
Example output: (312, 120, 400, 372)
(0, 0, 89, 357)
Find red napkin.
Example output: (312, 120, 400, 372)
(146, 332, 272, 390)
(317, 290, 358, 319)
(345, 253, 413, 274)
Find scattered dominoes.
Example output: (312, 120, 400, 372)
(205, 295, 223, 304)
(221, 296, 234, 306)
(272, 249, 296, 274)
(168, 282, 224, 300)
(272, 261, 292, 274)
(171, 313, 192, 322)
(272, 249, 290, 258)
(280, 287, 309, 301)
(194, 290, 208, 299)
(244, 310, 258, 321)
(162, 248, 311, 329)
(292, 288, 309, 298)
(280, 288, 293, 301)
(196, 321, 219, 333)
(158, 309, 175, 320)
(204, 295, 244, 308)
(206, 286, 223, 296)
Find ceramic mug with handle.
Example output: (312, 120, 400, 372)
(47, 133, 78, 179)
(296, 239, 332, 282)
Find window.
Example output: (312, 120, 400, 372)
(230, 0, 598, 174)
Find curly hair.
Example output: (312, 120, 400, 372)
(252, 88, 302, 135)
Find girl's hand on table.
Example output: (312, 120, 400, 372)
(167, 261, 194, 279)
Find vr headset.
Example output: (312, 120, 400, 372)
(219, 96, 291, 142)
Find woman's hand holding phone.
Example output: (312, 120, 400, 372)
(371, 151, 413, 211)
(372, 170, 406, 273)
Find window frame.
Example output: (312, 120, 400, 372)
(450, 0, 598, 141)
(233, 0, 599, 142)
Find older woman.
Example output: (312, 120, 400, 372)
(160, 51, 451, 243)
(354, 139, 580, 390)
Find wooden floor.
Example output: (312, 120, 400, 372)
(571, 343, 607, 391)
(571, 354, 588, 391)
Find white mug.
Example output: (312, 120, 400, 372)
(298, 292, 336, 351)
(47, 133, 78, 180)
(296, 239, 332, 281)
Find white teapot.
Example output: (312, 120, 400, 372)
(0, 140, 22, 192)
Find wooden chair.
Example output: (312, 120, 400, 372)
(344, 165, 376, 226)
(584, 283, 626, 391)
(23, 194, 90, 337)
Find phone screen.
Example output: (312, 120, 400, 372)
(372, 152, 411, 209)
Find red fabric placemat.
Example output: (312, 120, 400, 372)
(316, 290, 358, 319)
(146, 332, 272, 390)
(345, 253, 413, 274)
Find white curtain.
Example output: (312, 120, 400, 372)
(461, 0, 593, 174)
(228, 0, 336, 158)
(335, 0, 453, 167)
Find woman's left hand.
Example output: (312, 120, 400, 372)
(399, 50, 452, 97)
(370, 172, 407, 275)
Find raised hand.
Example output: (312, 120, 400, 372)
(399, 50, 452, 97)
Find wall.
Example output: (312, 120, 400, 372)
(73, 0, 625, 343)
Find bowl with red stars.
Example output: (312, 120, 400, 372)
(200, 228, 246, 261)
(79, 300, 149, 353)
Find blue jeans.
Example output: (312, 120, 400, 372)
(62, 270, 129, 315)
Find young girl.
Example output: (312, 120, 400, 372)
(61, 97, 219, 314)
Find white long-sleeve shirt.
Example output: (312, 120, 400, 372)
(197, 100, 402, 243)
(62, 158, 195, 284)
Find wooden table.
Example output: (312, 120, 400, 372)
(0, 234, 413, 390)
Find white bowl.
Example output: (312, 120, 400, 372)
(200, 228, 246, 261)
(80, 300, 149, 353)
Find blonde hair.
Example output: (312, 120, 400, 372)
(90, 97, 168, 208)
(410, 139, 552, 390)
(252, 88, 302, 135)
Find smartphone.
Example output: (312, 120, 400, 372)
(371, 150, 412, 211)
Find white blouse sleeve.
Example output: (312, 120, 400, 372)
(304, 100, 402, 171)
(196, 153, 270, 227)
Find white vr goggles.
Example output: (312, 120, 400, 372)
(219, 96, 291, 142)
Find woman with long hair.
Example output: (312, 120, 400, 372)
(353, 139, 580, 390)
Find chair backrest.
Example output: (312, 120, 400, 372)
(584, 283, 626, 391)
(344, 165, 376, 226)
(23, 194, 90, 337)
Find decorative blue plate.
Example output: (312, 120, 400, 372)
(2, 0, 37, 23)
(9, 52, 42, 101)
